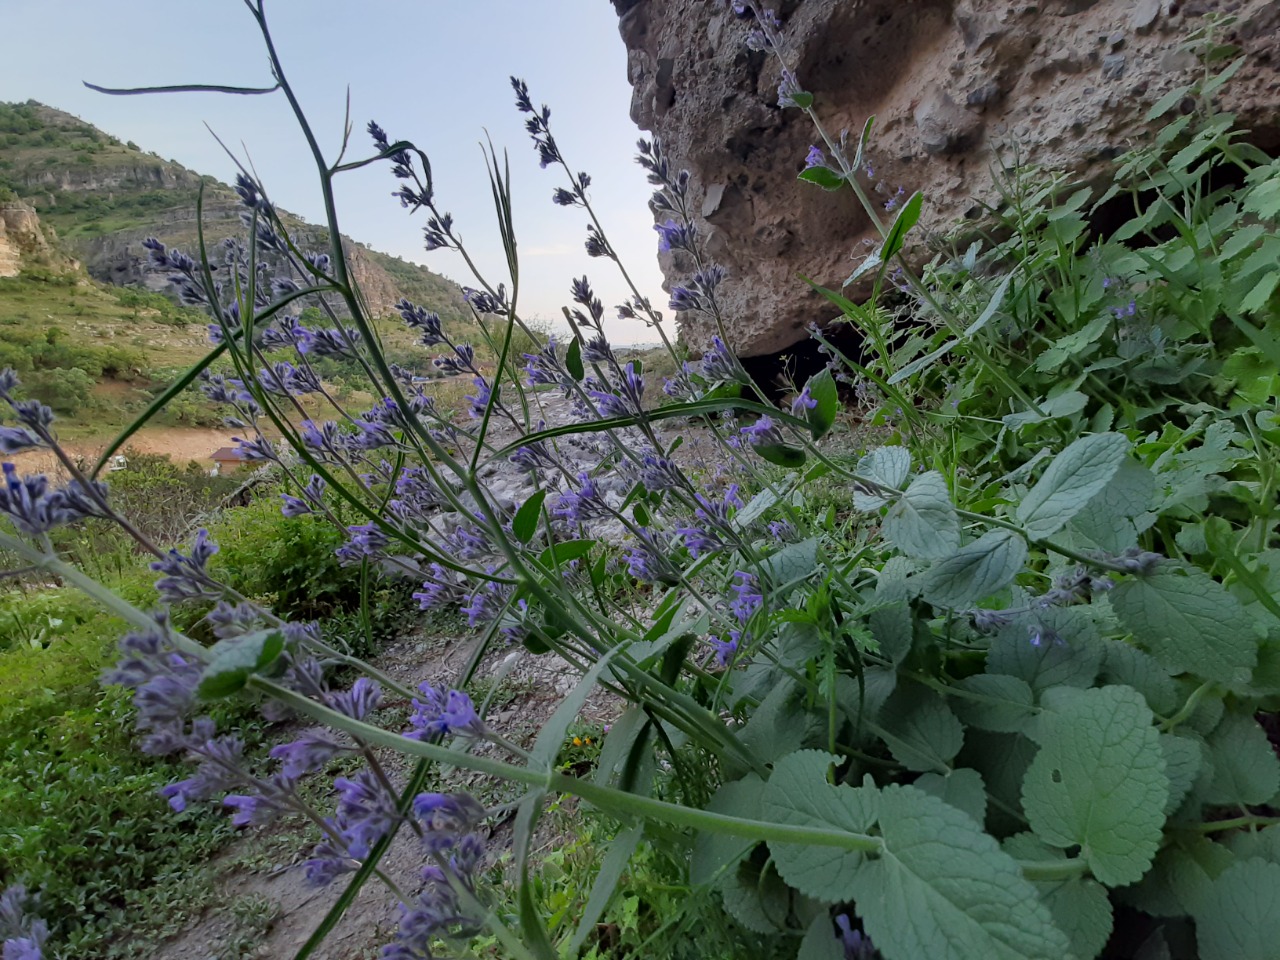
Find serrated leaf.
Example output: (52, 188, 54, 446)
(913, 768, 987, 825)
(1016, 433, 1129, 539)
(868, 600, 913, 666)
(1203, 712, 1280, 806)
(1222, 824, 1280, 864)
(197, 629, 284, 699)
(797, 914, 844, 960)
(761, 750, 878, 903)
(988, 607, 1102, 693)
(1069, 459, 1156, 552)
(565, 336, 584, 380)
(1194, 858, 1280, 960)
(763, 537, 820, 587)
(798, 165, 846, 191)
(1161, 732, 1203, 815)
(1099, 641, 1178, 715)
(920, 530, 1028, 609)
(849, 784, 1071, 960)
(511, 488, 546, 544)
(734, 487, 778, 530)
(882, 471, 960, 560)
(877, 684, 965, 773)
(721, 857, 795, 933)
(735, 679, 826, 773)
(1110, 563, 1259, 685)
(855, 446, 911, 509)
(1003, 833, 1114, 960)
(804, 368, 839, 439)
(1022, 685, 1168, 886)
(950, 674, 1035, 733)
(1124, 835, 1234, 918)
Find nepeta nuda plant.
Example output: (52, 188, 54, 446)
(4, 2, 1280, 959)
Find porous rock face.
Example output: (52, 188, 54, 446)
(614, 0, 1280, 356)
(0, 201, 53, 277)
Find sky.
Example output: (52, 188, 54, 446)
(0, 0, 670, 344)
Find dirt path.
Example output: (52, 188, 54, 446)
(9, 426, 240, 476)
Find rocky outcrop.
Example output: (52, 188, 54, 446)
(0, 201, 53, 277)
(615, 0, 1280, 356)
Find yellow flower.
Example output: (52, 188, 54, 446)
(572, 737, 583, 747)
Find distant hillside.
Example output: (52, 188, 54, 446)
(0, 100, 468, 326)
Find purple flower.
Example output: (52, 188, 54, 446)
(336, 523, 390, 566)
(677, 523, 724, 558)
(884, 186, 906, 212)
(804, 145, 825, 169)
(710, 632, 739, 667)
(327, 677, 382, 720)
(150, 528, 221, 603)
(407, 684, 485, 740)
(280, 494, 311, 518)
(0, 426, 41, 455)
(777, 70, 807, 108)
(554, 473, 610, 524)
(654, 218, 696, 254)
(396, 299, 445, 346)
(460, 579, 511, 629)
(0, 885, 48, 960)
(791, 384, 818, 414)
(159, 735, 246, 811)
(333, 769, 399, 858)
(413, 564, 463, 611)
(625, 529, 679, 584)
(729, 571, 763, 623)
(269, 732, 347, 779)
(231, 434, 277, 463)
(638, 453, 685, 492)
(740, 415, 785, 448)
(835, 915, 877, 959)
(701, 337, 741, 382)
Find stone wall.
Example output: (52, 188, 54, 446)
(614, 0, 1280, 356)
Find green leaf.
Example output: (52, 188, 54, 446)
(851, 116, 875, 173)
(536, 538, 595, 567)
(691, 775, 764, 886)
(849, 784, 1071, 960)
(1022, 685, 1168, 886)
(1068, 460, 1156, 553)
(950, 674, 1036, 733)
(734, 488, 779, 530)
(804, 368, 839, 439)
(1160, 732, 1204, 815)
(1110, 563, 1259, 686)
(879, 191, 924, 263)
(568, 823, 642, 955)
(877, 684, 965, 773)
(197, 629, 284, 699)
(735, 681, 828, 774)
(1194, 858, 1280, 960)
(920, 530, 1028, 609)
(797, 914, 844, 960)
(1124, 835, 1234, 918)
(855, 446, 911, 509)
(887, 338, 958, 386)
(987, 607, 1102, 693)
(752, 442, 808, 469)
(881, 471, 960, 560)
(565, 336, 584, 380)
(913, 768, 987, 825)
(763, 537, 820, 587)
(798, 166, 845, 191)
(530, 651, 615, 768)
(868, 600, 913, 667)
(1015, 433, 1129, 539)
(1100, 641, 1178, 716)
(720, 857, 795, 934)
(761, 750, 878, 903)
(966, 272, 1014, 336)
(1203, 712, 1280, 806)
(511, 489, 546, 544)
(1004, 833, 1113, 960)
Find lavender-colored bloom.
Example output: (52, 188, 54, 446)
(412, 564, 463, 611)
(280, 494, 311, 518)
(464, 377, 492, 418)
(1110, 300, 1138, 320)
(654, 218, 696, 253)
(677, 522, 724, 559)
(205, 600, 262, 639)
(767, 518, 797, 541)
(407, 683, 486, 740)
(581, 332, 613, 363)
(970, 608, 1015, 633)
(231, 434, 277, 463)
(701, 337, 741, 382)
(302, 327, 362, 360)
(0, 426, 41, 454)
(300, 419, 347, 462)
(462, 286, 508, 316)
(10, 399, 55, 431)
(639, 453, 685, 492)
(423, 213, 454, 251)
(150, 528, 221, 603)
(412, 792, 486, 841)
(328, 677, 382, 720)
(791, 384, 818, 414)
(710, 632, 739, 668)
(524, 338, 563, 387)
(336, 523, 390, 566)
(333, 770, 399, 858)
(434, 343, 476, 375)
(509, 442, 556, 475)
(269, 732, 346, 779)
(804, 145, 826, 169)
(1111, 547, 1162, 576)
(460, 579, 511, 629)
(396, 299, 445, 346)
(584, 224, 612, 259)
(553, 473, 610, 524)
(729, 571, 763, 623)
(159, 735, 246, 812)
(585, 379, 631, 419)
(443, 520, 490, 561)
(1, 885, 48, 960)
(884, 185, 906, 212)
(835, 915, 877, 959)
(740, 415, 785, 448)
(552, 187, 579, 206)
(777, 70, 807, 108)
(304, 833, 357, 887)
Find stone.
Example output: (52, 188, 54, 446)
(612, 0, 1280, 357)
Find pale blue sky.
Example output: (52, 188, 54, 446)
(0, 0, 669, 343)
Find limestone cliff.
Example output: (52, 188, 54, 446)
(614, 0, 1280, 356)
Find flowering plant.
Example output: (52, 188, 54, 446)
(3, 4, 1280, 960)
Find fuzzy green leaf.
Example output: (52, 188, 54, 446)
(197, 629, 284, 699)
(1160, 732, 1204, 815)
(920, 530, 1028, 609)
(950, 674, 1036, 734)
(1110, 563, 1259, 686)
(761, 750, 878, 903)
(798, 914, 845, 960)
(854, 446, 911, 509)
(882, 471, 960, 560)
(1022, 685, 1168, 886)
(1004, 833, 1113, 960)
(763, 537, 820, 587)
(1069, 460, 1156, 553)
(913, 768, 987, 825)
(1204, 712, 1280, 806)
(753, 442, 808, 469)
(849, 784, 1071, 960)
(1099, 641, 1178, 715)
(988, 607, 1102, 693)
(878, 685, 965, 773)
(691, 775, 764, 886)
(1194, 858, 1280, 960)
(798, 165, 845, 191)
(1016, 433, 1129, 539)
